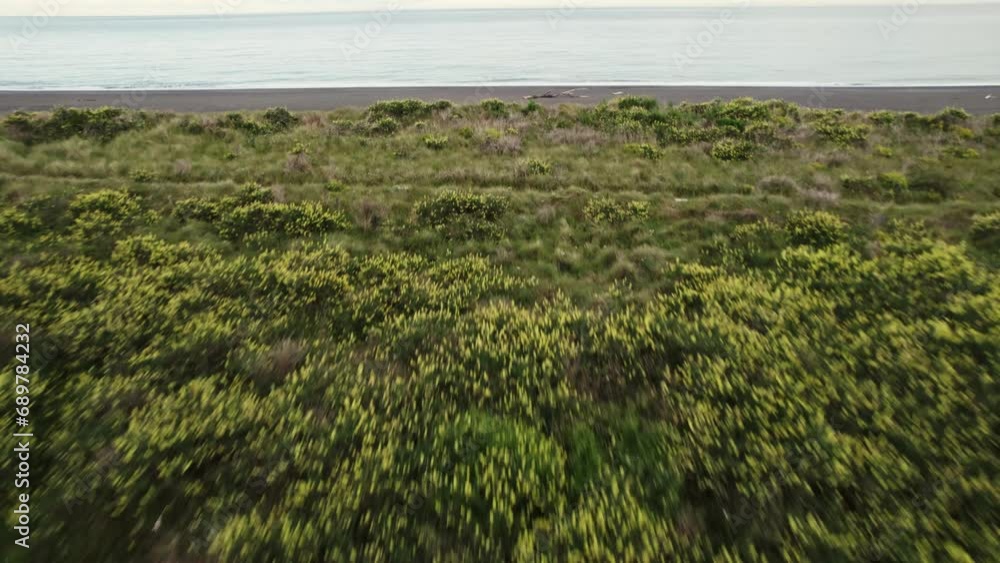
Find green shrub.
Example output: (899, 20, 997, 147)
(868, 110, 897, 125)
(68, 189, 145, 239)
(518, 158, 552, 176)
(129, 168, 157, 183)
(875, 145, 894, 157)
(288, 142, 309, 156)
(756, 175, 800, 196)
(907, 165, 959, 200)
(217, 201, 349, 240)
(422, 135, 449, 150)
(710, 139, 756, 161)
(616, 96, 658, 112)
(413, 190, 510, 238)
(174, 197, 221, 222)
(815, 121, 870, 147)
(324, 179, 348, 193)
(262, 107, 299, 131)
(877, 171, 909, 195)
(3, 107, 144, 144)
(943, 146, 979, 159)
(584, 197, 650, 225)
(969, 211, 1000, 248)
(367, 99, 434, 122)
(222, 112, 270, 136)
(841, 172, 908, 201)
(785, 209, 846, 247)
(368, 117, 400, 136)
(480, 98, 510, 119)
(903, 107, 970, 131)
(624, 143, 661, 160)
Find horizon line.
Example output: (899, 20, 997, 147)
(2, 1, 998, 18)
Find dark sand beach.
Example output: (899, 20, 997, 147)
(1, 85, 998, 114)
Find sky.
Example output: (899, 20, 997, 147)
(2, 0, 994, 16)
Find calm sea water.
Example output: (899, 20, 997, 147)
(1, 5, 998, 89)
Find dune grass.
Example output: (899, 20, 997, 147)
(1, 98, 998, 562)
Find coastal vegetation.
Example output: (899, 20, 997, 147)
(1, 97, 998, 562)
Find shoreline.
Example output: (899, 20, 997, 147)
(1, 85, 997, 114)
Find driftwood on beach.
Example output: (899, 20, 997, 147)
(523, 88, 590, 100)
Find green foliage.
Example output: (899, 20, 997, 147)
(262, 107, 299, 131)
(413, 190, 510, 239)
(943, 146, 980, 159)
(324, 179, 348, 193)
(129, 168, 157, 183)
(815, 120, 871, 147)
(969, 211, 1000, 249)
(171, 183, 348, 240)
(584, 197, 650, 225)
(421, 134, 449, 150)
(875, 144, 894, 157)
(480, 98, 510, 118)
(369, 116, 401, 136)
(624, 142, 661, 160)
(785, 209, 847, 247)
(367, 99, 436, 122)
(842, 171, 909, 201)
(756, 175, 800, 196)
(903, 107, 971, 131)
(3, 106, 145, 144)
(710, 139, 756, 161)
(907, 164, 960, 201)
(2, 98, 998, 563)
(222, 112, 271, 136)
(518, 157, 552, 176)
(616, 96, 658, 112)
(216, 201, 349, 240)
(868, 110, 898, 125)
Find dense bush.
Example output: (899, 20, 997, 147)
(785, 209, 846, 247)
(422, 134, 449, 150)
(624, 142, 661, 160)
(710, 139, 756, 161)
(814, 120, 870, 146)
(3, 106, 146, 143)
(616, 96, 659, 112)
(369, 116, 401, 136)
(480, 98, 510, 118)
(262, 107, 299, 131)
(583, 197, 650, 225)
(842, 171, 911, 201)
(413, 190, 510, 238)
(969, 211, 1000, 248)
(868, 110, 898, 125)
(367, 99, 436, 122)
(517, 158, 552, 176)
(1, 99, 997, 563)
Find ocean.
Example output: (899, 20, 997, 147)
(1, 5, 998, 90)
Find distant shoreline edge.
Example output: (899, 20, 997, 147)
(1, 85, 997, 114)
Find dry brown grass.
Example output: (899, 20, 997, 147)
(285, 152, 310, 174)
(173, 159, 192, 179)
(353, 198, 389, 232)
(480, 135, 522, 155)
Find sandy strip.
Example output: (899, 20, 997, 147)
(0, 85, 997, 114)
